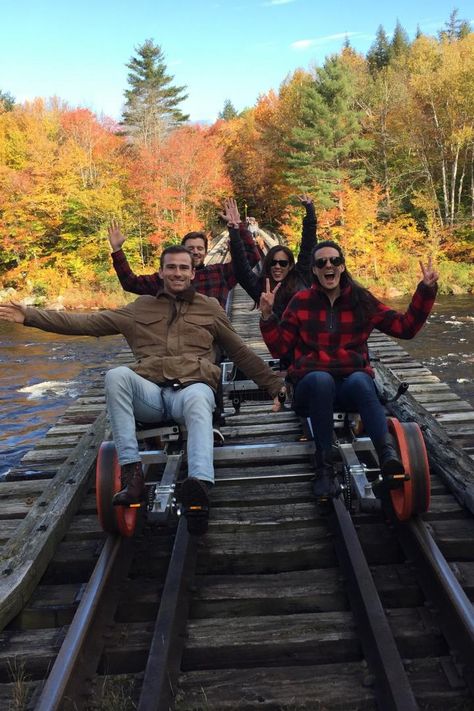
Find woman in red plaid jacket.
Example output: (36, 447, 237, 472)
(260, 240, 439, 499)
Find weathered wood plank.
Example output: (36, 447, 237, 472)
(0, 413, 108, 630)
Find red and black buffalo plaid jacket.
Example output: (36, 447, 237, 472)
(111, 224, 260, 309)
(260, 280, 437, 383)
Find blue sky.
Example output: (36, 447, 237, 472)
(1, 0, 472, 124)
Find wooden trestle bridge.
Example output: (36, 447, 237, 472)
(0, 232, 473, 710)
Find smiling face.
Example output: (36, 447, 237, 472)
(312, 246, 345, 296)
(159, 251, 195, 295)
(269, 249, 292, 283)
(182, 236, 207, 268)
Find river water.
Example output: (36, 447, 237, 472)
(0, 295, 473, 479)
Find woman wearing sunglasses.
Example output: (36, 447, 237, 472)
(223, 195, 317, 319)
(260, 240, 439, 500)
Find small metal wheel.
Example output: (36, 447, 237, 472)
(96, 441, 138, 537)
(386, 417, 431, 522)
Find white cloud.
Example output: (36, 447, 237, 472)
(291, 32, 360, 50)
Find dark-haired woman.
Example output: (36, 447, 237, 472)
(260, 240, 439, 499)
(223, 196, 317, 319)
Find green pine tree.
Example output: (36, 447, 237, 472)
(284, 55, 371, 208)
(0, 90, 15, 111)
(391, 20, 411, 58)
(218, 99, 238, 121)
(438, 9, 472, 41)
(367, 25, 391, 74)
(122, 39, 189, 145)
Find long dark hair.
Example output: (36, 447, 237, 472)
(254, 244, 300, 311)
(311, 240, 378, 319)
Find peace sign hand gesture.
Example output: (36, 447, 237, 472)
(259, 278, 281, 320)
(419, 257, 439, 288)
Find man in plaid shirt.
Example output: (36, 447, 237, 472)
(260, 239, 439, 500)
(108, 220, 261, 309)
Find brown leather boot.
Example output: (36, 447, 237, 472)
(113, 462, 146, 506)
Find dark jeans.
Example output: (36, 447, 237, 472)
(293, 371, 388, 451)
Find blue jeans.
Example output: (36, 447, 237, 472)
(293, 371, 388, 451)
(104, 366, 216, 484)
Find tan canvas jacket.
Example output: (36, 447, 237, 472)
(25, 290, 283, 396)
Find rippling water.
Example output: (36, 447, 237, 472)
(0, 295, 473, 479)
(0, 323, 125, 478)
(386, 294, 474, 408)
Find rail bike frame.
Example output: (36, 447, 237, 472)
(95, 358, 431, 537)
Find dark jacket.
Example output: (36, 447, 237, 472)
(229, 203, 317, 318)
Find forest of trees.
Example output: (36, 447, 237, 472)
(0, 15, 473, 307)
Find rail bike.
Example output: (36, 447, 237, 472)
(95, 359, 431, 537)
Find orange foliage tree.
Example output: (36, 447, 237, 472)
(127, 124, 231, 249)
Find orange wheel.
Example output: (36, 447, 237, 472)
(386, 417, 431, 522)
(96, 442, 138, 537)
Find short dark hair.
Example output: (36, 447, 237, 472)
(181, 231, 208, 252)
(160, 245, 194, 269)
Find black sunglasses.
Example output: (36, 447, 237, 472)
(271, 259, 290, 267)
(313, 256, 344, 269)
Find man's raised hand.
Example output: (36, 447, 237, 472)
(219, 198, 241, 228)
(0, 302, 27, 324)
(108, 220, 126, 253)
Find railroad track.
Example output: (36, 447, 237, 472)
(1, 253, 474, 708)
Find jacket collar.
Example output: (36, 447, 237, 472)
(155, 286, 196, 303)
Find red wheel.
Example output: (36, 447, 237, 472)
(386, 417, 431, 522)
(96, 442, 138, 537)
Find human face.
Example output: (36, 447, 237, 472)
(159, 252, 195, 295)
(312, 247, 345, 294)
(270, 250, 291, 283)
(183, 237, 207, 268)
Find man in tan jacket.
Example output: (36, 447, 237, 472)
(0, 246, 285, 533)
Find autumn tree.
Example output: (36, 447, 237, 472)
(122, 39, 189, 147)
(127, 124, 231, 247)
(405, 33, 474, 227)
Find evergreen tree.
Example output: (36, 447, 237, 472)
(0, 90, 15, 111)
(284, 55, 371, 208)
(439, 9, 471, 41)
(391, 20, 410, 58)
(218, 99, 238, 120)
(367, 26, 391, 74)
(122, 39, 189, 146)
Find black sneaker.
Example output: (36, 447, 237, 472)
(180, 477, 210, 535)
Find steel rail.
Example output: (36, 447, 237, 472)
(398, 515, 474, 695)
(35, 534, 130, 711)
(138, 516, 198, 711)
(331, 496, 419, 711)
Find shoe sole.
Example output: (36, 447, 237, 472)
(180, 478, 210, 535)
